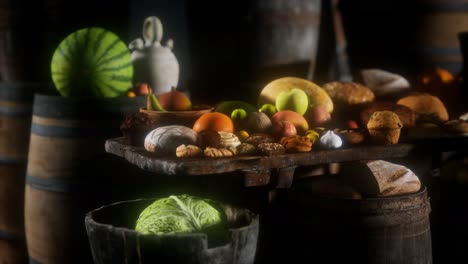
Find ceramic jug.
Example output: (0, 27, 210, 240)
(129, 16, 179, 95)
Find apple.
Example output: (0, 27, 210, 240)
(272, 120, 297, 139)
(305, 106, 331, 127)
(231, 108, 248, 130)
(275, 88, 309, 115)
(231, 108, 248, 122)
(271, 110, 309, 133)
(346, 120, 359, 129)
(134, 82, 151, 95)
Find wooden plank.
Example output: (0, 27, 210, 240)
(105, 137, 417, 176)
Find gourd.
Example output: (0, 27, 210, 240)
(51, 27, 133, 97)
(145, 125, 197, 154)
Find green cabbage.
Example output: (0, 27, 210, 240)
(135, 195, 228, 244)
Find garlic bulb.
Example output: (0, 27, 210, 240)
(320, 130, 342, 149)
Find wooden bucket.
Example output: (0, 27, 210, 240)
(85, 198, 259, 264)
(282, 181, 432, 264)
(24, 94, 145, 264)
(0, 82, 39, 263)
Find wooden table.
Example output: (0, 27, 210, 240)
(105, 132, 467, 189)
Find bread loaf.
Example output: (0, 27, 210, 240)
(322, 81, 375, 105)
(397, 93, 449, 123)
(340, 160, 421, 197)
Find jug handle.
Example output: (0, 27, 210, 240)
(143, 16, 163, 47)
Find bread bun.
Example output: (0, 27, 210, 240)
(397, 93, 449, 123)
(360, 102, 415, 128)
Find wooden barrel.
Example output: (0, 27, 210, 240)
(284, 181, 432, 264)
(24, 94, 145, 264)
(85, 198, 259, 264)
(185, 0, 321, 103)
(429, 156, 468, 264)
(0, 82, 40, 263)
(414, 0, 468, 74)
(0, 1, 40, 81)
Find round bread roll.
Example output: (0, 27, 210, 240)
(144, 125, 198, 153)
(322, 81, 375, 105)
(397, 93, 449, 123)
(360, 102, 415, 128)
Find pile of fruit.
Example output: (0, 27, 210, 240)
(133, 77, 371, 158)
(48, 27, 464, 157)
(126, 69, 467, 159)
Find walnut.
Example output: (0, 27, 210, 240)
(279, 135, 313, 153)
(237, 143, 257, 156)
(204, 147, 238, 158)
(257, 143, 285, 156)
(176, 144, 202, 158)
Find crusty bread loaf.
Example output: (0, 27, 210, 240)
(322, 81, 375, 105)
(397, 93, 449, 123)
(340, 160, 421, 197)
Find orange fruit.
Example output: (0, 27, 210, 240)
(193, 112, 234, 133)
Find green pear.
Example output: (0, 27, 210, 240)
(275, 88, 309, 116)
(258, 103, 277, 117)
(147, 94, 166, 111)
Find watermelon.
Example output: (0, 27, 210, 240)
(51, 27, 133, 97)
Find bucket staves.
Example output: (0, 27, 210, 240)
(85, 198, 259, 264)
(0, 82, 37, 263)
(24, 94, 144, 264)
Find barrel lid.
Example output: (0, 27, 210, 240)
(0, 82, 52, 102)
(32, 94, 146, 119)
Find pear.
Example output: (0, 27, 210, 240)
(147, 94, 166, 111)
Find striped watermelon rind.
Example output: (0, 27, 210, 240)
(51, 27, 133, 97)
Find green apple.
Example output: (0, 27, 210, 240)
(231, 108, 248, 122)
(275, 88, 309, 116)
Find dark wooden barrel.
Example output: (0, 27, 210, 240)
(85, 198, 259, 264)
(186, 0, 322, 103)
(0, 82, 40, 263)
(24, 94, 145, 264)
(414, 0, 468, 74)
(429, 156, 468, 264)
(0, 1, 43, 82)
(285, 181, 432, 264)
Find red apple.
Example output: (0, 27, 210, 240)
(346, 120, 359, 129)
(305, 106, 331, 127)
(271, 110, 309, 133)
(272, 120, 297, 140)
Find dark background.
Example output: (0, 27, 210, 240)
(3, 0, 468, 103)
